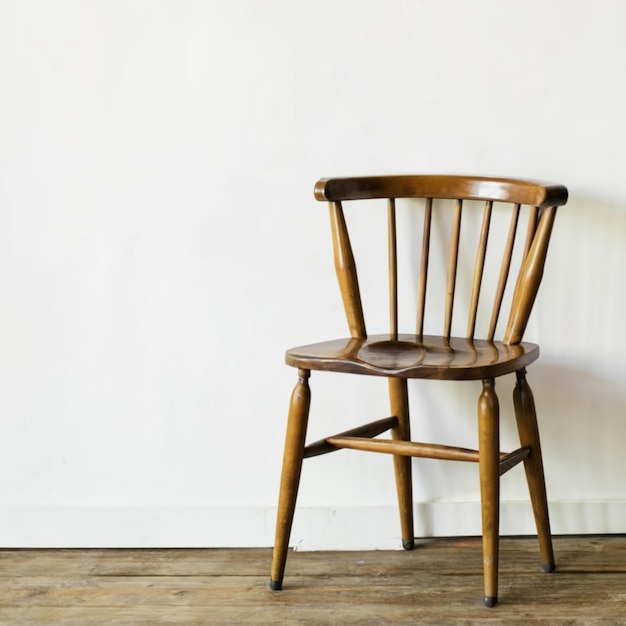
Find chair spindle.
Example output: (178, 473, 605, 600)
(416, 198, 432, 338)
(522, 206, 540, 260)
(444, 199, 463, 338)
(504, 206, 558, 345)
(467, 201, 493, 339)
(487, 204, 520, 341)
(388, 198, 398, 340)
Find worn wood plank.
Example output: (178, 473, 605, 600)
(0, 537, 625, 625)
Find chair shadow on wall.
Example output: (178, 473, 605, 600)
(401, 358, 626, 539)
(516, 192, 626, 534)
(525, 360, 626, 528)
(388, 192, 626, 588)
(405, 192, 626, 538)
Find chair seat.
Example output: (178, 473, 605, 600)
(286, 334, 539, 380)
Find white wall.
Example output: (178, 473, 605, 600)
(0, 0, 625, 548)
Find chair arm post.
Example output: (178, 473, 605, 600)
(504, 206, 557, 345)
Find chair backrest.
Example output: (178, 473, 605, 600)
(314, 175, 568, 346)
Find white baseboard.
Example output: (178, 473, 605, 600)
(0, 501, 624, 548)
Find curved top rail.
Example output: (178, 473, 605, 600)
(315, 175, 568, 208)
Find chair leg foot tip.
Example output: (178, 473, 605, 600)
(543, 562, 556, 573)
(269, 580, 282, 591)
(484, 596, 497, 608)
(402, 539, 415, 551)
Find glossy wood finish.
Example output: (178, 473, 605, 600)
(286, 334, 539, 380)
(478, 378, 500, 607)
(416, 197, 432, 336)
(329, 201, 366, 338)
(270, 369, 311, 591)
(488, 203, 520, 340)
(388, 199, 399, 340)
(444, 199, 463, 338)
(513, 368, 555, 573)
(504, 206, 557, 344)
(322, 436, 529, 475)
(388, 378, 414, 550)
(314, 175, 568, 207)
(320, 176, 566, 345)
(303, 416, 398, 459)
(468, 201, 492, 338)
(271, 174, 567, 607)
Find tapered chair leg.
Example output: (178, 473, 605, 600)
(513, 368, 555, 573)
(389, 377, 414, 550)
(270, 369, 311, 591)
(478, 378, 500, 607)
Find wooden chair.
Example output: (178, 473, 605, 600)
(269, 175, 568, 607)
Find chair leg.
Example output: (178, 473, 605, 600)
(513, 368, 555, 573)
(270, 368, 311, 591)
(478, 378, 500, 608)
(389, 377, 414, 550)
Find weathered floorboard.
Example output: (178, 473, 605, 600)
(0, 536, 625, 625)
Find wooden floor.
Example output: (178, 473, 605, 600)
(1, 536, 625, 625)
